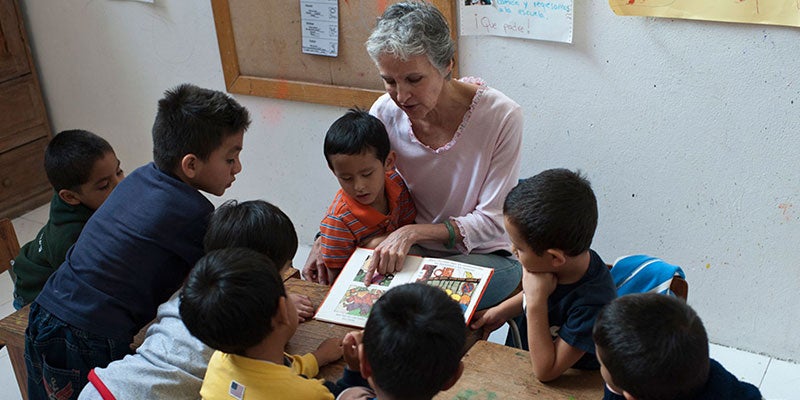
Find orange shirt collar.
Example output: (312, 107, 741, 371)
(340, 171, 401, 228)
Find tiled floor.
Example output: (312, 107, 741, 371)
(1, 205, 798, 400)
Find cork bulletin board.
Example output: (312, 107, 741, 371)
(210, 0, 457, 109)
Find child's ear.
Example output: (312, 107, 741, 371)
(273, 296, 291, 327)
(622, 391, 637, 400)
(180, 154, 200, 179)
(545, 249, 566, 268)
(440, 360, 464, 391)
(58, 189, 82, 206)
(383, 150, 396, 171)
(280, 260, 293, 276)
(358, 343, 372, 379)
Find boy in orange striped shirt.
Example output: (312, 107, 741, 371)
(319, 109, 416, 283)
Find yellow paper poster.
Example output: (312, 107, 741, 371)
(609, 0, 800, 28)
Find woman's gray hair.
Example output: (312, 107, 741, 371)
(366, 2, 455, 75)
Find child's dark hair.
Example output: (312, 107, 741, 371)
(44, 129, 114, 191)
(152, 83, 251, 173)
(204, 199, 298, 268)
(503, 168, 597, 256)
(593, 293, 710, 400)
(363, 283, 465, 400)
(323, 108, 390, 169)
(180, 248, 285, 356)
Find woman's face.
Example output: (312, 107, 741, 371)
(376, 53, 448, 120)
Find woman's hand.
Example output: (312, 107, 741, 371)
(360, 234, 388, 249)
(288, 293, 314, 322)
(302, 237, 330, 285)
(364, 225, 417, 284)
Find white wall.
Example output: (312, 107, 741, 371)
(19, 1, 799, 361)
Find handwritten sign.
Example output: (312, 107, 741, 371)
(300, 0, 339, 57)
(609, 0, 800, 28)
(460, 1, 574, 43)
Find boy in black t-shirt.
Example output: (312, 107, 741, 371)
(471, 168, 617, 382)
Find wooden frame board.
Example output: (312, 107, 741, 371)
(210, 0, 457, 108)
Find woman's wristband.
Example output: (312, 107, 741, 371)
(443, 219, 456, 249)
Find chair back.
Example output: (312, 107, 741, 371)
(0, 218, 21, 276)
(610, 255, 688, 300)
(0, 218, 21, 349)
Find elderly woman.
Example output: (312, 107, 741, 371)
(304, 1, 522, 308)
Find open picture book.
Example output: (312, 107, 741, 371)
(315, 247, 494, 328)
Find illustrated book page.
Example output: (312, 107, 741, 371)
(314, 247, 494, 328)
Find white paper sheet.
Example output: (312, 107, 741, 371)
(460, 0, 574, 44)
(300, 0, 339, 57)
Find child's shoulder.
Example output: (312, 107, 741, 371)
(561, 250, 616, 304)
(703, 359, 762, 399)
(573, 250, 612, 285)
(387, 169, 410, 190)
(86, 163, 213, 240)
(324, 189, 353, 218)
(46, 192, 94, 230)
(109, 163, 210, 211)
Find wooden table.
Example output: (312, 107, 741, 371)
(0, 304, 28, 400)
(435, 340, 605, 400)
(0, 273, 483, 399)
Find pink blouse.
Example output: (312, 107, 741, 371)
(370, 85, 523, 254)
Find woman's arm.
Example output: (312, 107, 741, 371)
(452, 102, 522, 253)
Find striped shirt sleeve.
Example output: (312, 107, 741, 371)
(319, 212, 357, 270)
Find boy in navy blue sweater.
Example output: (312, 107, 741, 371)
(24, 83, 250, 400)
(593, 293, 762, 400)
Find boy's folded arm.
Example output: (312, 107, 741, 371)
(525, 301, 586, 382)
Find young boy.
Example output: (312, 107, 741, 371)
(79, 200, 308, 400)
(336, 283, 465, 400)
(593, 293, 762, 400)
(12, 129, 123, 309)
(25, 83, 250, 400)
(470, 168, 617, 382)
(318, 108, 416, 282)
(180, 248, 343, 400)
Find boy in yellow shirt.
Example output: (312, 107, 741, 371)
(180, 248, 343, 400)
